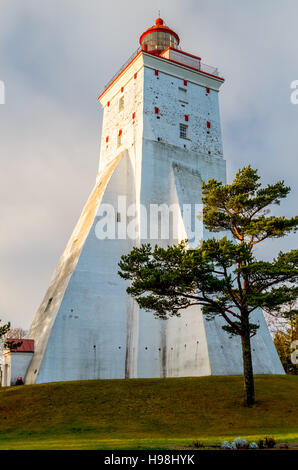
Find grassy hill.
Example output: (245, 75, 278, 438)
(0, 375, 297, 449)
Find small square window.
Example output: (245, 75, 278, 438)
(119, 96, 124, 111)
(179, 87, 188, 103)
(180, 123, 189, 139)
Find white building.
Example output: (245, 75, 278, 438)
(1, 339, 34, 387)
(23, 17, 284, 384)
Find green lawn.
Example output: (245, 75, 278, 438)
(0, 375, 297, 449)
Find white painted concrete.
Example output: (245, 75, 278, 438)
(25, 48, 284, 384)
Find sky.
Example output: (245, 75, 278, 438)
(0, 0, 297, 329)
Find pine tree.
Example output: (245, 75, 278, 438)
(118, 167, 298, 406)
(0, 320, 23, 351)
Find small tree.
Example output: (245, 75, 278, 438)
(0, 319, 11, 342)
(6, 327, 28, 340)
(118, 167, 298, 406)
(0, 321, 23, 352)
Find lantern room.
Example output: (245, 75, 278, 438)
(139, 18, 180, 55)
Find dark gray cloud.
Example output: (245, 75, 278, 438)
(0, 0, 297, 328)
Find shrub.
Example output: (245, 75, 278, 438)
(193, 441, 204, 448)
(258, 437, 276, 449)
(233, 437, 249, 449)
(258, 439, 264, 449)
(221, 441, 232, 449)
(221, 438, 258, 450)
(264, 437, 276, 449)
(249, 442, 258, 449)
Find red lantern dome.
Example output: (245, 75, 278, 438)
(139, 18, 180, 55)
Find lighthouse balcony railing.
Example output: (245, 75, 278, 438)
(104, 47, 142, 90)
(160, 47, 219, 77)
(103, 46, 219, 91)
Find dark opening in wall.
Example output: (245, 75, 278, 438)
(44, 297, 53, 313)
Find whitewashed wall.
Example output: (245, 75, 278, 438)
(25, 51, 284, 384)
(2, 351, 33, 386)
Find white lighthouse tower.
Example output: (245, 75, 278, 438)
(25, 17, 284, 384)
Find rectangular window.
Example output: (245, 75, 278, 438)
(179, 123, 188, 139)
(117, 130, 122, 147)
(179, 87, 188, 103)
(119, 96, 124, 111)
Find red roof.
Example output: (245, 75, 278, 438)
(139, 18, 180, 46)
(6, 338, 34, 353)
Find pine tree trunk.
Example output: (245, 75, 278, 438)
(241, 315, 255, 406)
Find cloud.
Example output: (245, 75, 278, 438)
(0, 0, 297, 327)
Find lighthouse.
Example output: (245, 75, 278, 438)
(24, 17, 284, 384)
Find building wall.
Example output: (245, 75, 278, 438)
(143, 66, 223, 157)
(1, 351, 33, 386)
(99, 63, 144, 172)
(204, 310, 285, 374)
(25, 51, 284, 383)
